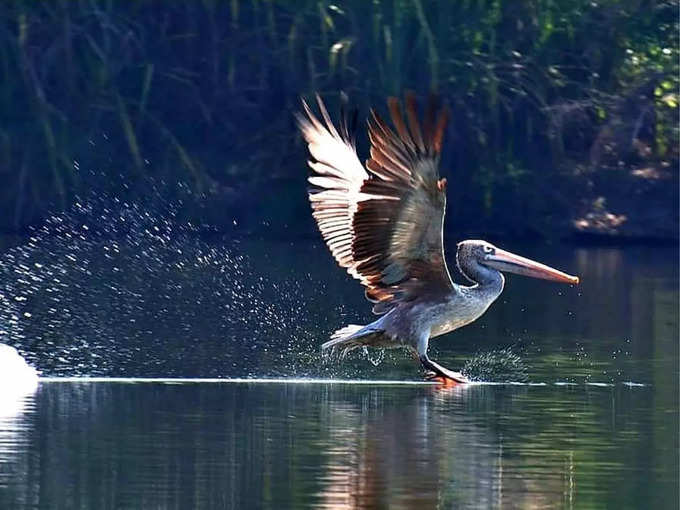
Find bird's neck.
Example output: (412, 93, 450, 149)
(458, 259, 505, 293)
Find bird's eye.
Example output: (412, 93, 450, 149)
(483, 245, 494, 254)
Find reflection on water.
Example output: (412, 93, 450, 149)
(0, 390, 36, 510)
(0, 196, 677, 508)
(0, 381, 675, 509)
(0, 343, 38, 501)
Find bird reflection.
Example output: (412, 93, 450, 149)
(1, 384, 596, 509)
(315, 385, 573, 509)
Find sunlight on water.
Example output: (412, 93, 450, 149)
(0, 393, 35, 491)
(0, 345, 38, 384)
(0, 346, 37, 500)
(0, 345, 37, 420)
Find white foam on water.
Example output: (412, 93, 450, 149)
(0, 344, 39, 418)
(0, 345, 39, 388)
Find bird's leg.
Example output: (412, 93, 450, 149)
(417, 332, 469, 384)
(419, 354, 469, 383)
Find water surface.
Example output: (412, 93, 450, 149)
(0, 378, 676, 509)
(0, 226, 677, 508)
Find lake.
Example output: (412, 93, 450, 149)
(0, 229, 677, 508)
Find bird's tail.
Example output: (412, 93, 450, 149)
(322, 324, 386, 358)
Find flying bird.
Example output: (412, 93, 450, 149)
(296, 93, 579, 383)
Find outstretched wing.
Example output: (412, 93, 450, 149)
(297, 93, 453, 314)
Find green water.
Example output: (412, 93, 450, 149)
(0, 240, 677, 509)
(0, 379, 676, 509)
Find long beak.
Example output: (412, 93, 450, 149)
(484, 248, 580, 284)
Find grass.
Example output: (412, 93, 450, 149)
(0, 0, 676, 237)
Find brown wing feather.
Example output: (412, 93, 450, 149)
(297, 93, 453, 315)
(356, 93, 452, 312)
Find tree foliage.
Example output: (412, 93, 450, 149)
(0, 0, 676, 238)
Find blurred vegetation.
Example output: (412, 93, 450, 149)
(0, 0, 677, 239)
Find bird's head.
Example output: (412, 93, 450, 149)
(456, 240, 579, 285)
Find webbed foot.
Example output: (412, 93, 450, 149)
(420, 355, 469, 384)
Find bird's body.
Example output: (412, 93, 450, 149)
(297, 93, 579, 383)
(332, 274, 503, 349)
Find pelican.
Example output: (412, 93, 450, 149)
(296, 93, 579, 383)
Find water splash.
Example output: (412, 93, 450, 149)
(0, 344, 38, 418)
(462, 347, 529, 383)
(362, 346, 385, 367)
(0, 189, 328, 378)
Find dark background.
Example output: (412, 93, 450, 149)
(0, 0, 677, 242)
